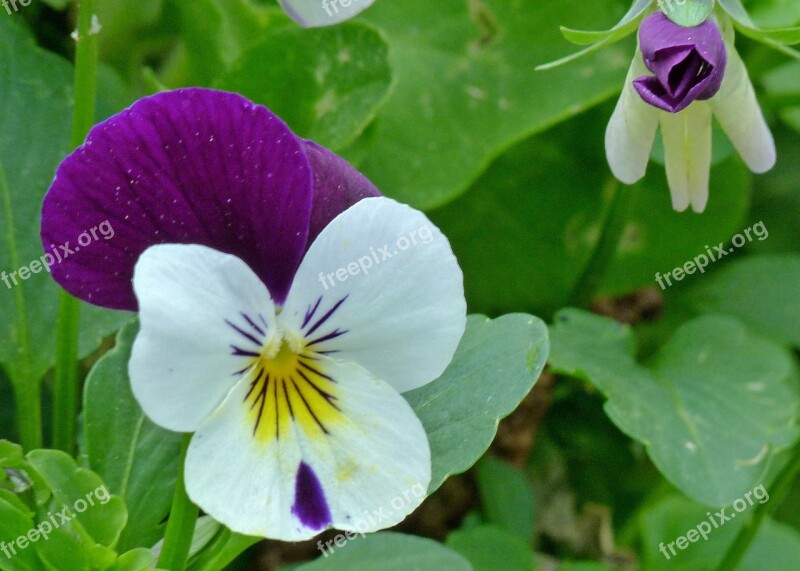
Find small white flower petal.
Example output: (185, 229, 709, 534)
(709, 46, 776, 174)
(281, 197, 466, 394)
(659, 102, 713, 213)
(279, 0, 375, 28)
(130, 244, 276, 432)
(184, 358, 430, 540)
(605, 50, 660, 184)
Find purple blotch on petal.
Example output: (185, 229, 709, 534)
(633, 12, 727, 113)
(290, 461, 333, 531)
(40, 88, 313, 310)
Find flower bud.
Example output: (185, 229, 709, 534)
(634, 12, 727, 113)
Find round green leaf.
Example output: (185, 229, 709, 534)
(406, 314, 549, 492)
(549, 309, 800, 506)
(296, 532, 472, 570)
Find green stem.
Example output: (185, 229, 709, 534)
(13, 381, 42, 452)
(159, 435, 200, 571)
(0, 164, 41, 450)
(569, 179, 634, 308)
(52, 0, 99, 453)
(188, 529, 259, 571)
(714, 446, 800, 571)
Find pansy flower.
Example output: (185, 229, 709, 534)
(41, 88, 467, 539)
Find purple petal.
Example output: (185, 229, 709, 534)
(41, 88, 313, 310)
(302, 140, 381, 244)
(634, 12, 727, 113)
(290, 461, 332, 531)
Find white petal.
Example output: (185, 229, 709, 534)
(659, 103, 713, 213)
(605, 51, 660, 184)
(281, 197, 466, 394)
(130, 244, 276, 432)
(278, 0, 375, 28)
(184, 358, 430, 540)
(710, 46, 776, 174)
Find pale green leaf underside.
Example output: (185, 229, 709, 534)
(295, 532, 472, 570)
(549, 309, 800, 506)
(406, 314, 549, 493)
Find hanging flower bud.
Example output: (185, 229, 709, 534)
(606, 11, 775, 212)
(633, 12, 727, 113)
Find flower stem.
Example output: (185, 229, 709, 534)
(188, 529, 259, 571)
(52, 0, 99, 454)
(714, 446, 800, 571)
(13, 380, 42, 452)
(569, 179, 634, 307)
(0, 164, 41, 451)
(159, 435, 200, 571)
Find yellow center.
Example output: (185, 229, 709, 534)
(243, 338, 342, 443)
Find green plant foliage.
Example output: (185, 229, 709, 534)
(549, 309, 800, 506)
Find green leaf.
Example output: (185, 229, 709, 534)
(0, 489, 44, 571)
(295, 532, 472, 570)
(25, 450, 127, 550)
(406, 314, 549, 492)
(152, 516, 220, 563)
(549, 309, 800, 506)
(686, 255, 800, 348)
(639, 494, 800, 570)
(95, 0, 164, 77)
(186, 527, 259, 571)
(719, 0, 800, 59)
(218, 21, 392, 151)
(446, 525, 536, 571)
(168, 0, 280, 87)
(360, 0, 632, 209)
(749, 0, 800, 28)
(475, 457, 536, 541)
(0, 15, 129, 390)
(40, 0, 69, 9)
(658, 0, 715, 28)
(429, 107, 750, 317)
(750, 127, 800, 253)
(83, 322, 183, 552)
(109, 548, 158, 571)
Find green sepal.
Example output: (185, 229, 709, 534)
(658, 0, 715, 28)
(536, 0, 652, 70)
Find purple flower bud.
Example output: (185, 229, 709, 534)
(633, 12, 727, 113)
